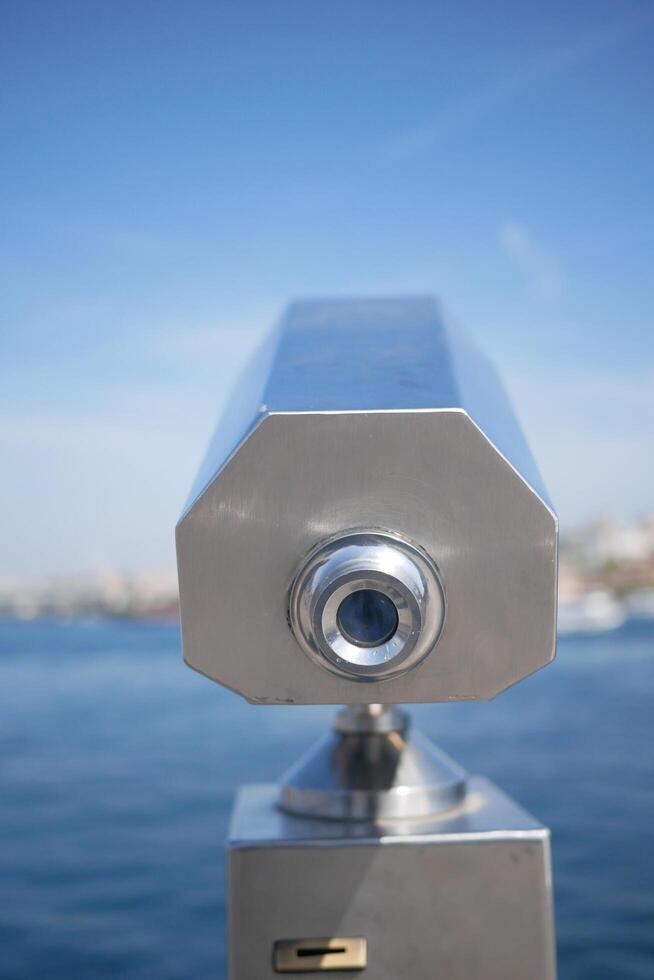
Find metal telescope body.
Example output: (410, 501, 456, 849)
(176, 298, 558, 979)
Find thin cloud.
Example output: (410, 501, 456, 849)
(499, 220, 564, 300)
(383, 5, 654, 161)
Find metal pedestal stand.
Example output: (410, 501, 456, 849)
(228, 705, 556, 979)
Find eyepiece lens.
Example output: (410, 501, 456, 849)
(337, 589, 399, 647)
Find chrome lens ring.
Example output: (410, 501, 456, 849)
(289, 530, 445, 681)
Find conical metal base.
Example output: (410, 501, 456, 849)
(279, 706, 467, 821)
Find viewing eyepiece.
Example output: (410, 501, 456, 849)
(337, 589, 399, 647)
(289, 531, 445, 681)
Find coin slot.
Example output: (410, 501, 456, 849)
(274, 936, 367, 972)
(297, 946, 346, 957)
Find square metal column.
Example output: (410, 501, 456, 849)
(229, 780, 556, 980)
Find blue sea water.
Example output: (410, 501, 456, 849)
(0, 619, 652, 979)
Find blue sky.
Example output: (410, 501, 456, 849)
(2, 0, 653, 579)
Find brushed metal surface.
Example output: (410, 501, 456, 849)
(229, 779, 547, 845)
(185, 298, 551, 510)
(228, 781, 556, 980)
(176, 298, 557, 704)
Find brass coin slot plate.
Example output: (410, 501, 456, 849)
(274, 937, 367, 973)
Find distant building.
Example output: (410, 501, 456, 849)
(0, 567, 179, 621)
(562, 516, 654, 570)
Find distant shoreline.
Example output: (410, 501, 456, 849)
(1, 516, 653, 634)
(2, 607, 654, 641)
(0, 612, 181, 627)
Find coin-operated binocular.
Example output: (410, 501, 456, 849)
(176, 299, 558, 980)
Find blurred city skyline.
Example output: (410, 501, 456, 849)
(2, 1, 653, 579)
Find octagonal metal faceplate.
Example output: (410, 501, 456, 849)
(176, 298, 558, 704)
